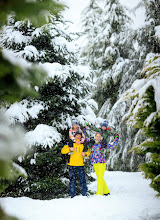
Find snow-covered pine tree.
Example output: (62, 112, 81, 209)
(0, 0, 64, 219)
(81, 0, 103, 69)
(1, 16, 76, 65)
(81, 0, 136, 108)
(81, 0, 160, 172)
(1, 7, 96, 199)
(101, 0, 160, 172)
(122, 55, 160, 197)
(135, 0, 160, 60)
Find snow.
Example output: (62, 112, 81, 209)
(61, 0, 145, 34)
(144, 112, 157, 127)
(0, 111, 27, 160)
(131, 76, 160, 113)
(2, 25, 30, 44)
(5, 100, 45, 124)
(0, 171, 160, 220)
(119, 0, 145, 29)
(131, 79, 146, 91)
(20, 45, 39, 59)
(2, 49, 31, 69)
(54, 36, 74, 53)
(78, 105, 103, 127)
(25, 124, 61, 148)
(155, 25, 160, 38)
(87, 99, 98, 110)
(0, 1, 159, 219)
(39, 62, 91, 81)
(13, 162, 28, 178)
(112, 59, 126, 83)
(121, 55, 160, 128)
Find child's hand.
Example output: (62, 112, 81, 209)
(76, 141, 81, 144)
(82, 152, 86, 157)
(85, 123, 89, 128)
(70, 147, 75, 152)
(115, 133, 119, 138)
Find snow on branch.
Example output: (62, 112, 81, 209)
(5, 100, 46, 124)
(25, 124, 61, 148)
(121, 56, 160, 127)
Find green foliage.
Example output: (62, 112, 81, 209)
(1, 17, 76, 65)
(81, 0, 138, 110)
(0, 0, 64, 28)
(0, 51, 47, 103)
(135, 0, 160, 57)
(0, 160, 27, 194)
(124, 56, 160, 196)
(1, 4, 93, 199)
(132, 86, 157, 129)
(92, 76, 120, 108)
(0, 0, 65, 219)
(0, 0, 65, 103)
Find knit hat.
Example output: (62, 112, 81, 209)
(74, 130, 82, 137)
(72, 119, 78, 127)
(101, 121, 108, 128)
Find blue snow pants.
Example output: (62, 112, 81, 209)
(69, 166, 87, 197)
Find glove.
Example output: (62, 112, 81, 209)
(115, 133, 119, 138)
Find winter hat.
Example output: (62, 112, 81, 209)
(74, 130, 82, 137)
(101, 121, 108, 128)
(72, 119, 78, 127)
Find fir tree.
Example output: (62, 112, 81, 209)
(134, 0, 160, 60)
(81, 0, 160, 173)
(1, 16, 76, 64)
(102, 0, 160, 172)
(123, 55, 160, 196)
(81, 0, 135, 108)
(0, 0, 64, 219)
(1, 4, 94, 199)
(81, 0, 103, 68)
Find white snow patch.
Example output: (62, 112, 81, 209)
(5, 100, 45, 124)
(25, 124, 61, 148)
(39, 62, 91, 81)
(87, 99, 98, 110)
(155, 25, 160, 38)
(0, 171, 160, 220)
(13, 162, 27, 177)
(0, 111, 27, 160)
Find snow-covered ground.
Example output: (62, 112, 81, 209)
(0, 171, 160, 220)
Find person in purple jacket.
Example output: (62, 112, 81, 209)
(90, 132, 119, 196)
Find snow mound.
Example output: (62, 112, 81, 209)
(25, 124, 61, 148)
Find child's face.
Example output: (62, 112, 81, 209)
(95, 133, 102, 142)
(73, 124, 78, 129)
(75, 134, 81, 140)
(101, 126, 106, 130)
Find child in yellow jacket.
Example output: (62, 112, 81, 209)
(61, 130, 90, 198)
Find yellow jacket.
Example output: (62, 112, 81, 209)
(61, 140, 90, 166)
